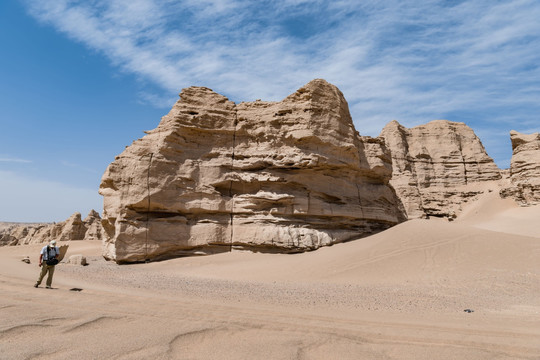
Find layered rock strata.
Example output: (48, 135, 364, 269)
(0, 211, 103, 246)
(99, 79, 406, 263)
(500, 131, 540, 205)
(380, 120, 501, 219)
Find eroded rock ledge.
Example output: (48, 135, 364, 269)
(99, 79, 406, 263)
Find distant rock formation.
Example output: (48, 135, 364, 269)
(380, 120, 501, 219)
(500, 131, 540, 205)
(99, 79, 406, 263)
(0, 211, 103, 246)
(83, 210, 104, 241)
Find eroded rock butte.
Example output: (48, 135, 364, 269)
(99, 79, 406, 263)
(500, 130, 540, 205)
(380, 120, 501, 219)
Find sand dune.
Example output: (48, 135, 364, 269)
(457, 189, 540, 238)
(1, 197, 539, 359)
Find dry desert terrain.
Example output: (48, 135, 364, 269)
(1, 193, 539, 359)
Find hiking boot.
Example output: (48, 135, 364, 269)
(34, 283, 39, 288)
(46, 286, 51, 289)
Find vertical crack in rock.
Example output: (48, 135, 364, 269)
(355, 183, 365, 218)
(228, 109, 238, 252)
(457, 133, 468, 186)
(145, 152, 153, 261)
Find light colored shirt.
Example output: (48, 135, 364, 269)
(40, 245, 59, 261)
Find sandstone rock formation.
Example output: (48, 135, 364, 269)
(83, 210, 104, 241)
(500, 131, 540, 205)
(380, 120, 501, 219)
(0, 211, 103, 246)
(99, 79, 406, 263)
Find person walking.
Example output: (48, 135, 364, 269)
(34, 240, 60, 289)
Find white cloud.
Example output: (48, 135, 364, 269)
(0, 170, 102, 222)
(23, 0, 540, 167)
(0, 156, 32, 163)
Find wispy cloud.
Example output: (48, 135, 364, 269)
(23, 0, 540, 166)
(0, 156, 32, 163)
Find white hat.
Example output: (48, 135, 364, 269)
(50, 240, 57, 246)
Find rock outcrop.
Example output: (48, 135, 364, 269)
(500, 131, 540, 205)
(83, 210, 104, 241)
(99, 79, 406, 263)
(380, 120, 501, 219)
(0, 211, 103, 246)
(67, 254, 88, 266)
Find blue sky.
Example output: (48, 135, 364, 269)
(1, 0, 539, 222)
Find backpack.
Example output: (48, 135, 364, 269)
(45, 246, 59, 266)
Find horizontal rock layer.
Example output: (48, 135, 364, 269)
(99, 79, 406, 263)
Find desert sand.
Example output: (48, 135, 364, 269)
(1, 193, 539, 359)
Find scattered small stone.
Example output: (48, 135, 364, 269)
(69, 288, 83, 292)
(464, 309, 474, 313)
(21, 256, 31, 264)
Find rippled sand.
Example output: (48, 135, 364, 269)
(1, 195, 539, 359)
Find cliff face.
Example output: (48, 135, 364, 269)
(380, 120, 501, 219)
(0, 211, 103, 246)
(500, 131, 540, 205)
(99, 79, 406, 263)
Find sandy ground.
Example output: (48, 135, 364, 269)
(1, 194, 540, 359)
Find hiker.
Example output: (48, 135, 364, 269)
(34, 240, 60, 289)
